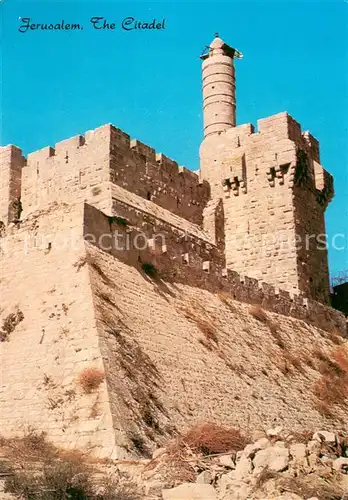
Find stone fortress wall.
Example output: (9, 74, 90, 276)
(1, 125, 343, 332)
(0, 112, 336, 306)
(0, 34, 346, 457)
(84, 202, 346, 335)
(0, 124, 210, 227)
(0, 204, 127, 459)
(1, 200, 345, 458)
(1, 36, 335, 308)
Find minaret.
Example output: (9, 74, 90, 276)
(200, 34, 242, 137)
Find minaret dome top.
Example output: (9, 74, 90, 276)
(200, 34, 243, 60)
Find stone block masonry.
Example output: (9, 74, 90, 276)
(1, 115, 334, 306)
(83, 202, 346, 337)
(199, 35, 334, 305)
(15, 124, 210, 226)
(0, 146, 25, 224)
(2, 201, 345, 459)
(1, 33, 345, 458)
(200, 112, 334, 304)
(0, 35, 336, 309)
(0, 204, 127, 459)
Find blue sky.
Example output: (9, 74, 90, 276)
(1, 0, 347, 279)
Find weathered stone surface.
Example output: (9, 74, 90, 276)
(313, 431, 336, 444)
(289, 443, 307, 462)
(0, 51, 346, 459)
(196, 471, 213, 484)
(253, 446, 290, 474)
(333, 457, 348, 473)
(200, 104, 334, 306)
(218, 474, 252, 500)
(307, 440, 321, 455)
(144, 480, 163, 496)
(307, 453, 320, 470)
(266, 426, 284, 438)
(274, 441, 286, 448)
(234, 457, 253, 479)
(218, 455, 235, 468)
(320, 455, 333, 467)
(1, 427, 347, 500)
(162, 483, 217, 500)
(1, 210, 346, 457)
(242, 438, 269, 459)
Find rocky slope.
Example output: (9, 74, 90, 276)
(150, 427, 348, 500)
(1, 427, 347, 500)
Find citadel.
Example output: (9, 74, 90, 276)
(0, 35, 346, 458)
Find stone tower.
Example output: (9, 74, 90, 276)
(200, 34, 242, 137)
(200, 35, 334, 304)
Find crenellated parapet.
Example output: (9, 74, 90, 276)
(83, 203, 346, 336)
(16, 124, 210, 227)
(1, 111, 335, 309)
(200, 112, 333, 200)
(108, 125, 210, 226)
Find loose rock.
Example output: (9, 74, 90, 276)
(162, 483, 217, 500)
(313, 431, 336, 444)
(333, 457, 348, 473)
(253, 446, 289, 474)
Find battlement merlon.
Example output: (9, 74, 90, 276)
(257, 112, 334, 203)
(200, 111, 334, 203)
(0, 145, 26, 224)
(26, 125, 120, 166)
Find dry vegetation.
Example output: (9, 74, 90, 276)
(249, 305, 269, 323)
(312, 344, 348, 416)
(253, 467, 277, 490)
(144, 422, 251, 485)
(333, 345, 348, 371)
(278, 474, 345, 500)
(141, 262, 158, 278)
(78, 367, 105, 394)
(216, 291, 237, 312)
(248, 306, 304, 374)
(0, 309, 24, 342)
(285, 430, 313, 444)
(0, 431, 141, 500)
(249, 306, 286, 347)
(172, 422, 250, 456)
(181, 305, 219, 348)
(73, 255, 87, 272)
(248, 306, 348, 396)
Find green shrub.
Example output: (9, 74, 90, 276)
(108, 216, 128, 227)
(141, 262, 158, 277)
